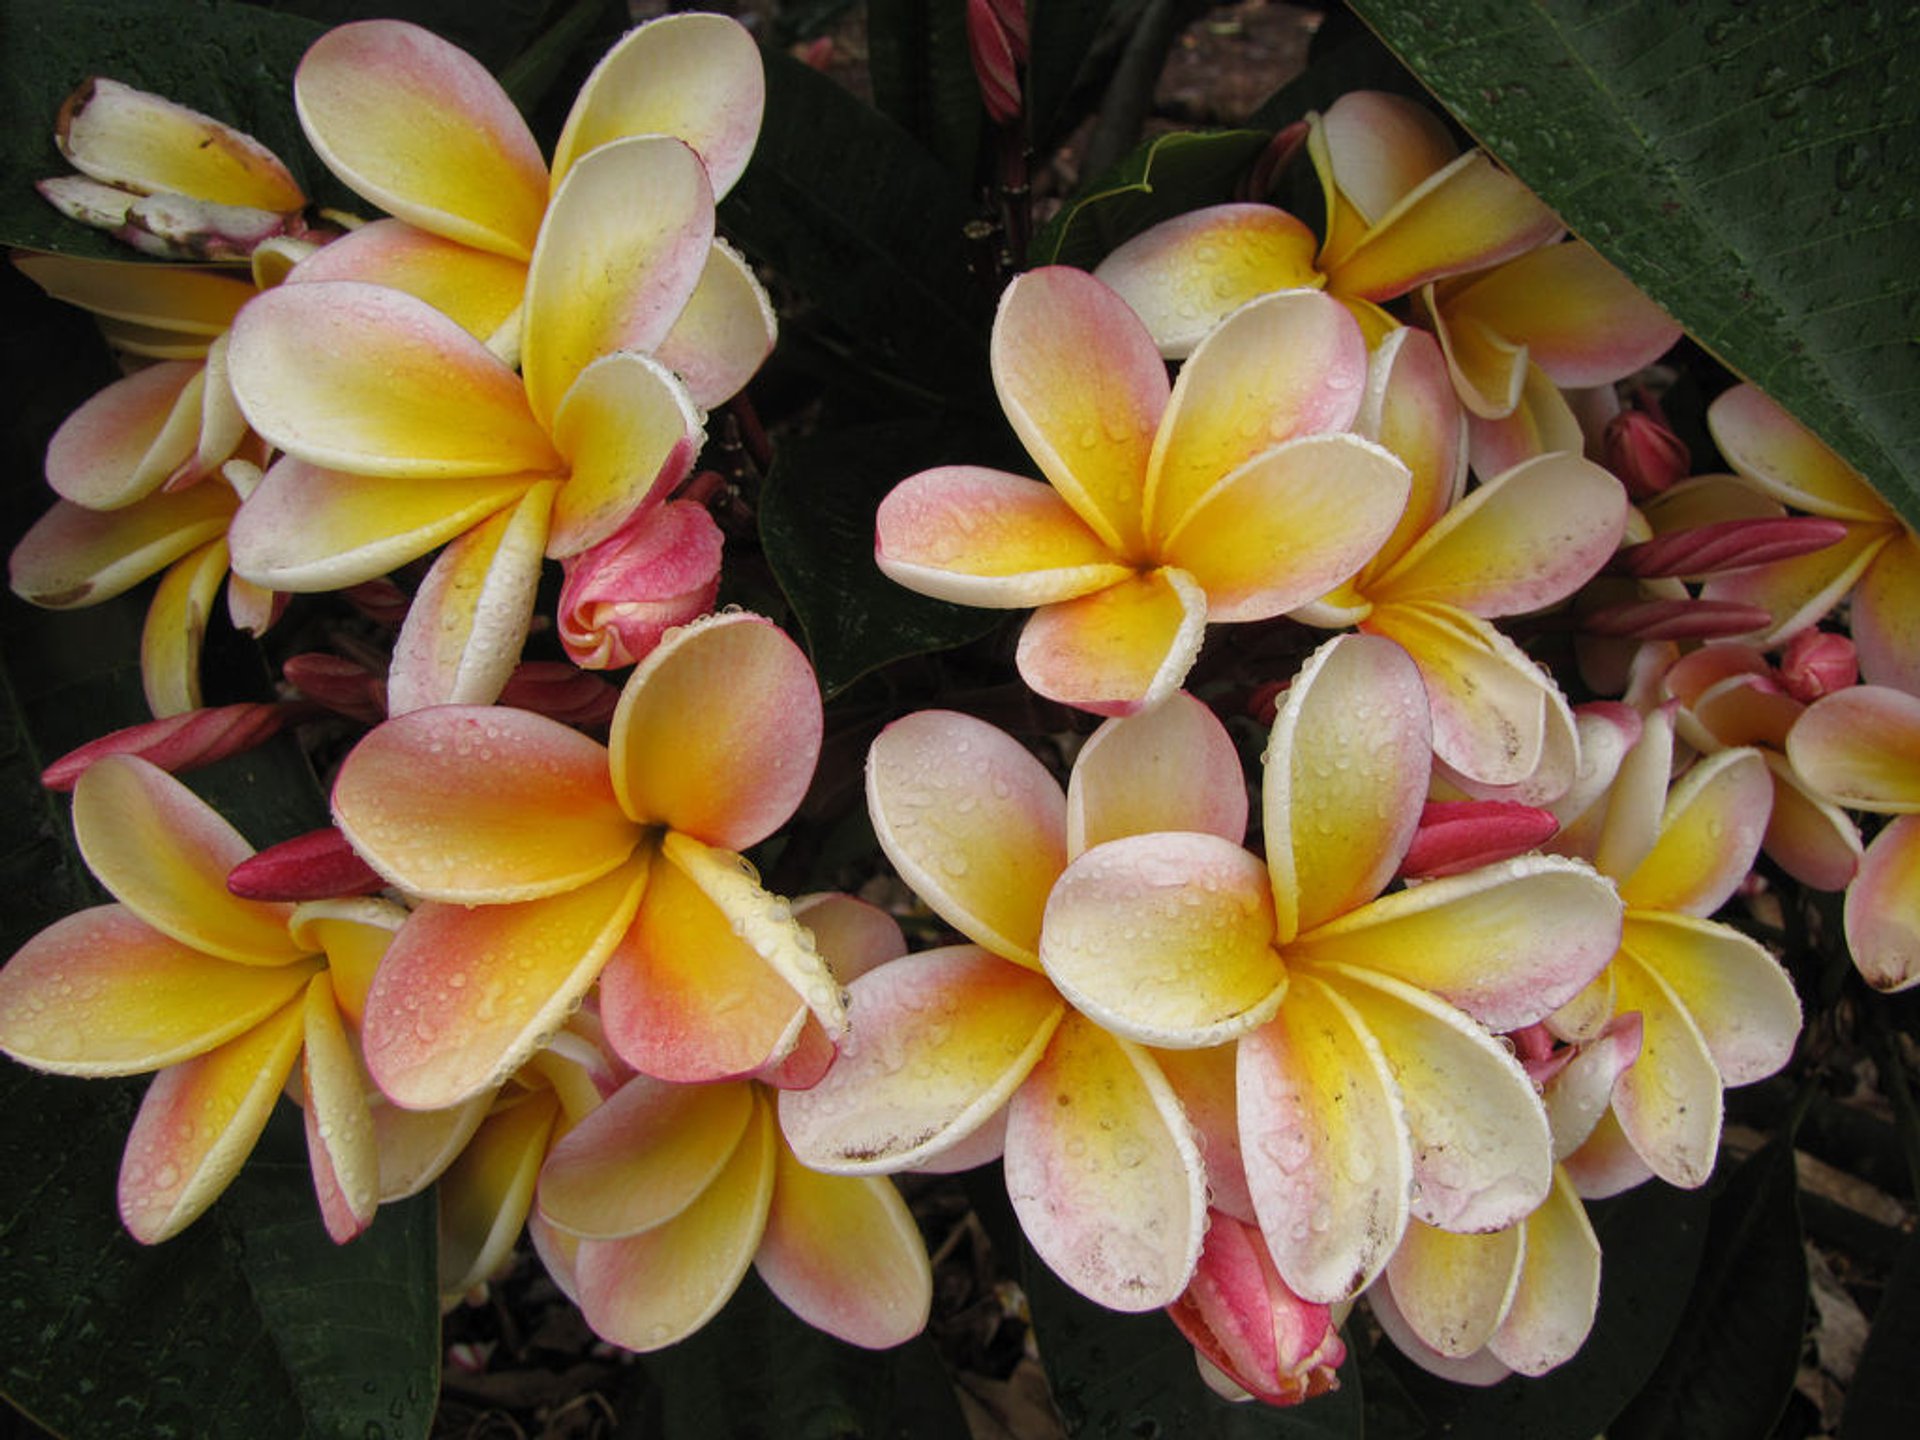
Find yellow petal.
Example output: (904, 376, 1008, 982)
(140, 537, 229, 716)
(1385, 1219, 1524, 1357)
(9, 485, 235, 610)
(1068, 690, 1248, 853)
(548, 351, 703, 557)
(1016, 567, 1209, 718)
(654, 238, 778, 409)
(302, 971, 380, 1241)
(438, 1090, 561, 1296)
(14, 253, 253, 335)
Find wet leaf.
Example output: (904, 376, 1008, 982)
(1031, 128, 1272, 268)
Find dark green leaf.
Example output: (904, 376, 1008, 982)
(0, 0, 348, 256)
(1027, 0, 1122, 152)
(641, 1270, 971, 1440)
(497, 0, 628, 120)
(1611, 1144, 1805, 1440)
(721, 50, 991, 406)
(867, 0, 983, 179)
(1023, 1240, 1364, 1438)
(257, 0, 553, 77)
(1843, 1223, 1920, 1438)
(759, 420, 1003, 698)
(1346, 0, 1920, 525)
(1031, 128, 1271, 268)
(1380, 1177, 1713, 1439)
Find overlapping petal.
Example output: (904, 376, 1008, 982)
(547, 350, 701, 557)
(14, 254, 253, 339)
(1707, 383, 1890, 522)
(1620, 913, 1800, 1086)
(141, 536, 228, 716)
(1607, 952, 1723, 1187)
(1846, 817, 1920, 991)
(10, 484, 236, 608)
(1383, 1220, 1524, 1358)
(438, 1090, 561, 1298)
(1067, 690, 1247, 852)
(286, 218, 527, 345)
(1016, 567, 1209, 717)
(44, 359, 202, 509)
(1788, 685, 1920, 811)
(1618, 747, 1771, 916)
(652, 239, 778, 409)
(301, 972, 379, 1241)
(1487, 1171, 1602, 1375)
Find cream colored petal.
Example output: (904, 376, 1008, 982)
(1846, 816, 1920, 992)
(45, 360, 202, 510)
(1353, 324, 1468, 585)
(1068, 690, 1247, 854)
(1385, 1219, 1524, 1358)
(438, 1090, 560, 1296)
(14, 253, 253, 335)
(59, 77, 305, 209)
(1486, 1169, 1602, 1376)
(1620, 747, 1772, 916)
(9, 486, 235, 609)
(1707, 384, 1890, 521)
(866, 709, 1067, 967)
(1788, 684, 1920, 812)
(1621, 912, 1800, 1086)
(1609, 952, 1724, 1188)
(654, 239, 777, 409)
(1762, 752, 1864, 892)
(548, 350, 703, 556)
(373, 1091, 492, 1202)
(1544, 1013, 1643, 1159)
(140, 537, 228, 716)
(1319, 92, 1459, 226)
(1016, 567, 1209, 718)
(302, 972, 379, 1241)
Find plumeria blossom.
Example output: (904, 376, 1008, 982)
(329, 612, 845, 1112)
(1094, 90, 1561, 352)
(1546, 704, 1802, 1193)
(1035, 634, 1623, 1302)
(0, 755, 419, 1243)
(875, 266, 1412, 715)
(533, 897, 932, 1351)
(1787, 685, 1920, 991)
(1293, 326, 1628, 798)
(293, 13, 773, 401)
(227, 130, 719, 711)
(1703, 384, 1920, 695)
(782, 690, 1258, 1309)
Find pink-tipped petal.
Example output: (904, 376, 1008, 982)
(1041, 833, 1284, 1047)
(1707, 384, 1890, 521)
(1384, 1219, 1523, 1358)
(9, 485, 236, 610)
(991, 268, 1166, 557)
(1017, 567, 1209, 717)
(1788, 685, 1920, 812)
(574, 1094, 776, 1349)
(287, 218, 527, 343)
(655, 239, 776, 408)
(757, 1150, 933, 1348)
(230, 282, 560, 478)
(1067, 691, 1247, 853)
(1544, 1014, 1643, 1160)
(1289, 855, 1623, 1034)
(1004, 1015, 1207, 1311)
(385, 482, 555, 715)
(0, 906, 319, 1075)
(866, 709, 1067, 967)
(1561, 1108, 1655, 1200)
(1093, 204, 1323, 358)
(538, 1075, 753, 1238)
(1762, 754, 1864, 892)
(875, 466, 1131, 610)
(1609, 952, 1724, 1188)
(301, 972, 379, 1242)
(361, 858, 649, 1110)
(117, 993, 307, 1243)
(1851, 534, 1920, 696)
(373, 1091, 492, 1202)
(1846, 816, 1920, 991)
(522, 136, 714, 431)
(1317, 93, 1459, 228)
(1368, 1275, 1516, 1387)
(1239, 974, 1411, 1303)
(1621, 913, 1800, 1086)
(611, 611, 822, 849)
(1146, 289, 1371, 541)
(295, 20, 548, 259)
(1154, 1045, 1252, 1223)
(1265, 633, 1430, 942)
(548, 351, 702, 562)
(46, 360, 202, 510)
(778, 946, 1065, 1173)
(1620, 747, 1772, 916)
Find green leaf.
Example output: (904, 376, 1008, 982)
(721, 50, 991, 406)
(1031, 128, 1272, 268)
(260, 0, 554, 77)
(1022, 1240, 1364, 1438)
(1380, 1176, 1713, 1439)
(0, 0, 348, 257)
(1346, 0, 1920, 525)
(1027, 0, 1121, 152)
(867, 0, 983, 180)
(640, 1271, 971, 1440)
(759, 419, 1003, 698)
(1610, 1144, 1806, 1440)
(1843, 1224, 1920, 1438)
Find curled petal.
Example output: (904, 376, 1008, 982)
(538, 1075, 753, 1239)
(118, 993, 307, 1242)
(991, 267, 1165, 557)
(58, 77, 305, 209)
(1384, 1220, 1523, 1357)
(334, 706, 634, 903)
(141, 537, 228, 716)
(1016, 567, 1209, 718)
(1093, 204, 1322, 359)
(295, 20, 548, 259)
(45, 360, 202, 510)
(655, 239, 776, 408)
(778, 946, 1065, 1174)
(1488, 1170, 1602, 1376)
(875, 466, 1130, 609)
(1353, 325, 1468, 583)
(1544, 1013, 1643, 1160)
(1068, 690, 1247, 853)
(1846, 816, 1920, 992)
(361, 857, 649, 1110)
(302, 972, 379, 1242)
(1706, 384, 1889, 521)
(574, 1095, 777, 1350)
(1619, 747, 1771, 917)
(230, 282, 560, 478)
(1368, 1274, 1515, 1387)
(1609, 952, 1724, 1188)
(548, 347, 702, 560)
(0, 906, 319, 1075)
(1004, 1016, 1207, 1311)
(1265, 633, 1430, 942)
(611, 611, 822, 849)
(757, 1151, 933, 1349)
(438, 1091, 561, 1298)
(866, 709, 1067, 967)
(1317, 92, 1459, 228)
(1788, 685, 1920, 812)
(1289, 855, 1623, 1034)
(10, 485, 236, 610)
(1622, 913, 1800, 1086)
(1041, 833, 1284, 1047)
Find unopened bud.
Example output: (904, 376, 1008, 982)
(1400, 800, 1559, 879)
(227, 826, 385, 901)
(1778, 629, 1857, 704)
(1580, 597, 1770, 641)
(1602, 402, 1690, 500)
(283, 652, 387, 723)
(40, 702, 295, 791)
(498, 662, 621, 730)
(557, 500, 723, 670)
(1608, 515, 1848, 580)
(967, 0, 1024, 125)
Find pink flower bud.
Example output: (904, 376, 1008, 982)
(497, 662, 621, 730)
(1167, 1211, 1345, 1407)
(283, 652, 387, 723)
(39, 702, 295, 791)
(557, 500, 723, 670)
(967, 0, 1024, 125)
(1778, 629, 1857, 703)
(1399, 800, 1560, 879)
(1580, 596, 1771, 641)
(226, 826, 385, 901)
(1602, 404, 1690, 500)
(1609, 515, 1849, 580)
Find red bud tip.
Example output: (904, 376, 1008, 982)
(226, 826, 385, 901)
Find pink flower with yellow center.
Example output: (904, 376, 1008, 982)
(0, 755, 419, 1243)
(329, 612, 844, 1114)
(1093, 91, 1562, 352)
(1545, 704, 1803, 1194)
(1293, 327, 1628, 799)
(1787, 685, 1920, 991)
(226, 128, 721, 712)
(874, 266, 1412, 716)
(529, 897, 932, 1352)
(1032, 634, 1622, 1303)
(1703, 383, 1920, 696)
(781, 690, 1258, 1310)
